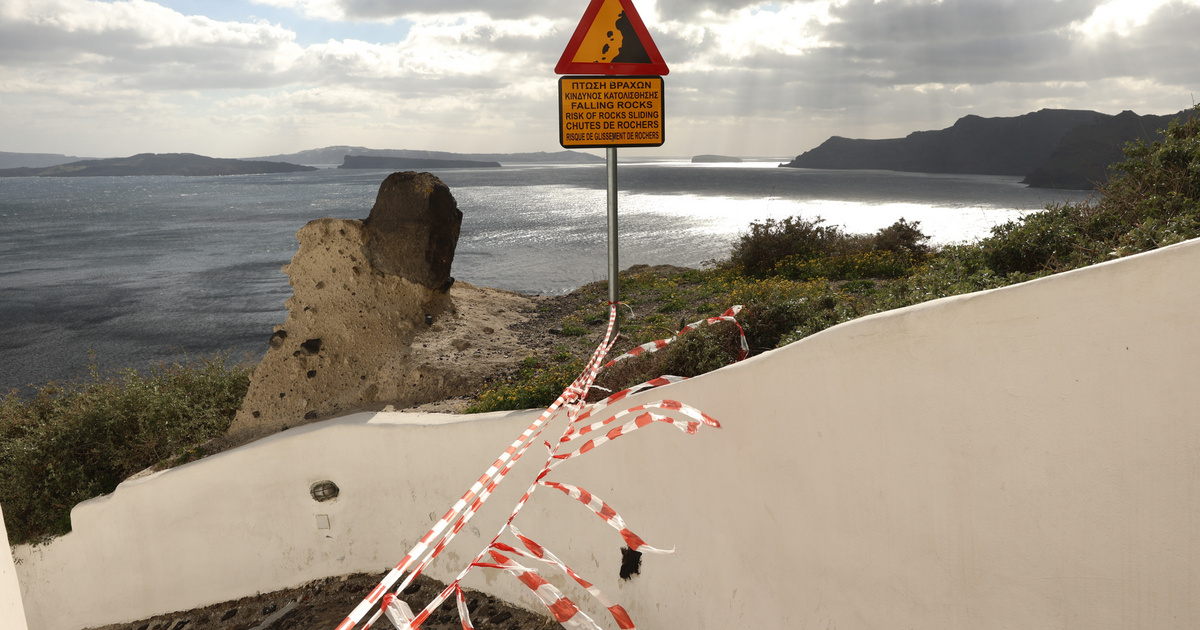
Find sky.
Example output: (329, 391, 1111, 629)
(0, 0, 1198, 159)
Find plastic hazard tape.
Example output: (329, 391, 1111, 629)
(537, 481, 672, 555)
(476, 551, 601, 630)
(340, 311, 621, 630)
(504, 523, 636, 630)
(454, 586, 473, 630)
(603, 305, 747, 368)
(335, 302, 745, 630)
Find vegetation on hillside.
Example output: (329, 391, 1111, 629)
(1, 356, 250, 544)
(468, 105, 1200, 413)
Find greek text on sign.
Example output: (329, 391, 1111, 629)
(559, 76, 664, 148)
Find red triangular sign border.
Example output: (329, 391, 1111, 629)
(555, 0, 669, 75)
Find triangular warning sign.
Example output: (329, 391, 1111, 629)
(555, 0, 669, 75)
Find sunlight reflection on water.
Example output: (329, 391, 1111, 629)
(0, 162, 1090, 389)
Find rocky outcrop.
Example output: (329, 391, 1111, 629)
(225, 172, 536, 446)
(361, 172, 463, 290)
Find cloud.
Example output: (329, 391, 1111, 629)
(0, 0, 568, 91)
(0, 0, 304, 89)
(251, 0, 574, 21)
(1, 0, 1197, 158)
(655, 0, 791, 19)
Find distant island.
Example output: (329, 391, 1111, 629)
(0, 151, 90, 170)
(0, 147, 605, 173)
(252, 146, 604, 166)
(338, 155, 501, 170)
(784, 108, 1195, 189)
(0, 153, 316, 178)
(692, 155, 743, 163)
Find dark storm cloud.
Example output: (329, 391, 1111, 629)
(826, 0, 1100, 43)
(656, 0, 1196, 97)
(819, 0, 1098, 84)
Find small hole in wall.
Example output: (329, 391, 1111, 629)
(619, 546, 642, 580)
(310, 480, 339, 502)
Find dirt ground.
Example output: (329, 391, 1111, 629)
(88, 572, 560, 630)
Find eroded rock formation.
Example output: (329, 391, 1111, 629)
(362, 171, 463, 289)
(225, 172, 538, 447)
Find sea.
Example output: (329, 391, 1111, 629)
(0, 160, 1091, 392)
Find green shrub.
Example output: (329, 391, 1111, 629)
(981, 105, 1200, 275)
(592, 322, 746, 398)
(731, 281, 855, 352)
(872, 218, 932, 257)
(465, 357, 585, 413)
(0, 355, 251, 545)
(731, 216, 931, 280)
(878, 244, 1017, 309)
(980, 210, 1078, 274)
(774, 249, 922, 281)
(728, 216, 845, 275)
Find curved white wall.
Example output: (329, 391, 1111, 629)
(14, 238, 1200, 630)
(2, 504, 30, 630)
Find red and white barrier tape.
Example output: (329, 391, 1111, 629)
(335, 302, 745, 630)
(475, 551, 601, 630)
(537, 481, 672, 554)
(503, 523, 636, 630)
(454, 586, 473, 630)
(603, 305, 747, 368)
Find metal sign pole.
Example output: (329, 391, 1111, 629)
(606, 146, 619, 334)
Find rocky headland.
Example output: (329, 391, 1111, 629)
(0, 153, 315, 177)
(784, 108, 1194, 189)
(784, 109, 1103, 176)
(1022, 109, 1197, 189)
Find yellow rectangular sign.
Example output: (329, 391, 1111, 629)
(559, 76, 664, 148)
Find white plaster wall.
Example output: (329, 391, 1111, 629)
(2, 504, 30, 630)
(14, 238, 1200, 630)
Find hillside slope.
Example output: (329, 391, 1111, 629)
(1022, 109, 1194, 189)
(783, 109, 1103, 175)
